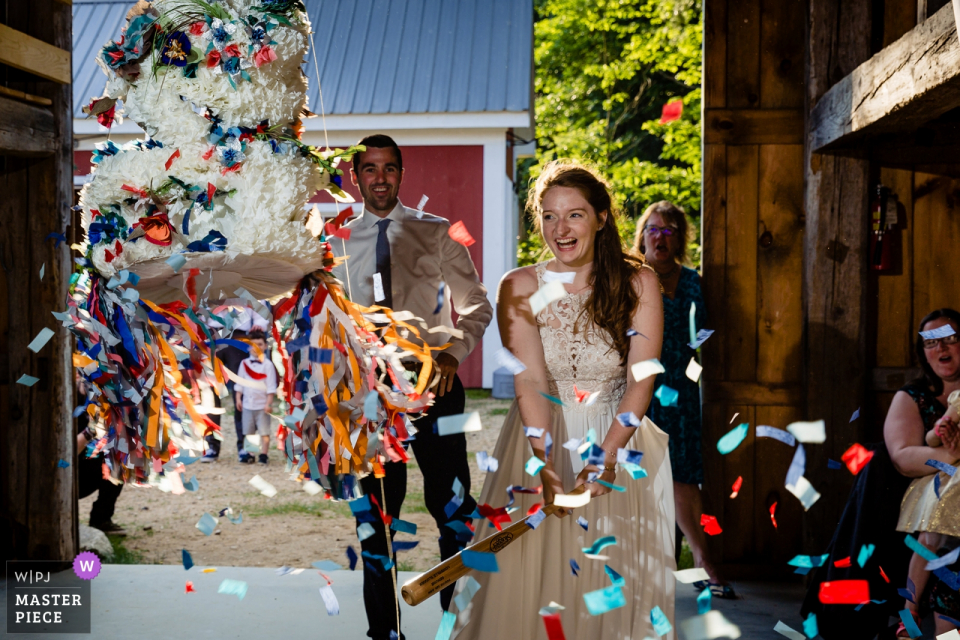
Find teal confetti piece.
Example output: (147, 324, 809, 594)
(697, 586, 712, 614)
(182, 549, 194, 570)
(16, 374, 39, 387)
(390, 518, 417, 535)
(650, 605, 672, 636)
(596, 479, 626, 492)
(166, 254, 187, 273)
(622, 462, 648, 479)
(183, 474, 198, 492)
(304, 448, 321, 482)
(717, 423, 749, 454)
(195, 513, 217, 536)
(461, 550, 498, 573)
(857, 543, 875, 568)
(583, 585, 626, 615)
(27, 328, 55, 353)
(904, 534, 938, 562)
(453, 576, 481, 612)
(363, 390, 379, 421)
(604, 564, 625, 587)
(524, 456, 545, 476)
(435, 610, 457, 640)
(538, 391, 564, 405)
(582, 535, 618, 556)
(217, 579, 248, 600)
(689, 301, 698, 348)
(787, 554, 829, 568)
(898, 609, 921, 639)
(803, 613, 818, 639)
(654, 385, 679, 407)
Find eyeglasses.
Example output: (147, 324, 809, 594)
(923, 334, 959, 349)
(643, 225, 677, 237)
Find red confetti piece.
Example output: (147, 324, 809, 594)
(324, 222, 351, 240)
(448, 221, 476, 247)
(542, 612, 567, 640)
(202, 146, 215, 161)
(165, 149, 181, 170)
(842, 443, 874, 475)
(730, 476, 743, 499)
(527, 503, 543, 516)
(121, 184, 149, 199)
(332, 206, 353, 228)
(573, 385, 591, 403)
(818, 580, 870, 604)
(659, 100, 683, 124)
(206, 182, 216, 204)
(879, 566, 890, 583)
(834, 557, 852, 568)
(221, 163, 242, 176)
(185, 581, 195, 593)
(700, 514, 722, 536)
(253, 45, 278, 68)
(769, 501, 778, 528)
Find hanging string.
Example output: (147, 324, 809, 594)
(307, 30, 330, 151)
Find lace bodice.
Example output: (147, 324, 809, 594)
(535, 262, 627, 412)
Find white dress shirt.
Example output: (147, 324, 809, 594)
(237, 356, 278, 410)
(331, 201, 492, 364)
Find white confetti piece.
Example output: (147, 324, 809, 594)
(529, 281, 567, 316)
(786, 420, 826, 444)
(541, 270, 576, 284)
(495, 347, 527, 375)
(685, 357, 703, 382)
(249, 474, 277, 498)
(437, 412, 482, 436)
(631, 358, 665, 382)
(673, 568, 710, 584)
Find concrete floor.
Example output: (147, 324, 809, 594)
(1, 565, 808, 639)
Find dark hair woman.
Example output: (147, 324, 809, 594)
(455, 161, 675, 639)
(631, 201, 733, 598)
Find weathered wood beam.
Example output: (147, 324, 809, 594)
(810, 3, 960, 154)
(701, 380, 803, 406)
(0, 95, 56, 156)
(0, 24, 71, 85)
(703, 109, 804, 145)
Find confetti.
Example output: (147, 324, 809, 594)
(525, 456, 546, 476)
(616, 449, 643, 465)
(437, 412, 482, 436)
(182, 549, 194, 570)
(461, 550, 498, 573)
(357, 523, 375, 541)
(582, 535, 618, 557)
(448, 220, 475, 247)
(834, 557, 852, 568)
(165, 253, 187, 273)
(818, 580, 869, 604)
(674, 568, 710, 584)
(857, 544, 875, 568)
(679, 610, 742, 640)
(195, 513, 218, 536)
(577, 516, 589, 531)
(570, 558, 580, 576)
(249, 474, 277, 497)
(495, 348, 527, 375)
(850, 408, 860, 422)
(217, 579, 248, 600)
(730, 476, 743, 498)
(391, 519, 417, 535)
(654, 385, 678, 407)
(717, 423, 749, 454)
(920, 324, 956, 340)
(417, 194, 429, 211)
(524, 427, 545, 439)
(529, 281, 568, 317)
(774, 621, 806, 640)
(541, 611, 566, 640)
(185, 581, 195, 594)
(827, 459, 843, 470)
(56, 459, 70, 468)
(786, 475, 821, 510)
(803, 613, 818, 639)
(697, 586, 712, 614)
(454, 576, 482, 612)
(756, 426, 797, 447)
(925, 547, 960, 571)
(937, 630, 960, 640)
(786, 444, 806, 488)
(616, 412, 642, 428)
(659, 99, 683, 124)
(433, 281, 445, 314)
(700, 514, 722, 535)
(650, 605, 673, 635)
(476, 451, 498, 472)
(789, 554, 829, 568)
(16, 374, 39, 387)
(584, 585, 626, 615)
(27, 328, 56, 353)
(898, 609, 922, 638)
(842, 444, 874, 474)
(39, 263, 45, 281)
(786, 420, 826, 444)
(318, 584, 340, 616)
(346, 546, 358, 571)
(769, 502, 778, 528)
(688, 328, 715, 349)
(631, 358, 665, 382)
(686, 357, 703, 382)
(926, 459, 957, 476)
(435, 610, 456, 640)
(526, 509, 547, 530)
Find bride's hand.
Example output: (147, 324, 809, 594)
(575, 465, 616, 498)
(539, 464, 570, 518)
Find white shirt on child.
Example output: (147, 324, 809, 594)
(238, 356, 278, 411)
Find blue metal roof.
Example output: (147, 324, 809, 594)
(72, 0, 533, 119)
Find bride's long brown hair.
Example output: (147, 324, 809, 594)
(528, 161, 646, 365)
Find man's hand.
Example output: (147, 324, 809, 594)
(235, 395, 243, 413)
(575, 466, 616, 498)
(433, 352, 459, 397)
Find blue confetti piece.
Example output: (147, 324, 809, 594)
(850, 408, 860, 422)
(577, 516, 588, 531)
(444, 520, 472, 539)
(357, 523, 376, 541)
(756, 425, 796, 447)
(166, 254, 187, 273)
(898, 609, 922, 639)
(56, 459, 70, 468)
(936, 473, 942, 499)
(570, 559, 579, 576)
(348, 495, 372, 515)
(346, 546, 358, 570)
(363, 390, 379, 421)
(434, 282, 445, 314)
(195, 513, 217, 536)
(461, 550, 498, 573)
(926, 459, 957, 476)
(654, 385, 679, 407)
(390, 518, 417, 535)
(616, 412, 642, 427)
(857, 543, 875, 568)
(310, 394, 328, 416)
(584, 585, 626, 615)
(72, 404, 89, 418)
(604, 564, 625, 587)
(583, 444, 605, 466)
(361, 552, 394, 572)
(393, 540, 420, 552)
(786, 444, 806, 487)
(697, 586, 712, 614)
(621, 462, 648, 479)
(526, 509, 547, 530)
(582, 535, 618, 556)
(897, 588, 914, 604)
(308, 347, 333, 364)
(182, 549, 194, 570)
(650, 605, 672, 635)
(717, 422, 749, 454)
(827, 459, 843, 470)
(45, 232, 66, 248)
(183, 474, 198, 492)
(688, 328, 714, 349)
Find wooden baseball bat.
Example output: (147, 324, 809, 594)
(400, 503, 561, 606)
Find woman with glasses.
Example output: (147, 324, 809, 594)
(632, 201, 733, 598)
(890, 308, 960, 637)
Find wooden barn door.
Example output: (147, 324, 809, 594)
(700, 0, 806, 574)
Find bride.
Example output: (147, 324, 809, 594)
(454, 162, 675, 639)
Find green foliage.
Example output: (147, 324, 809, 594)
(522, 0, 702, 266)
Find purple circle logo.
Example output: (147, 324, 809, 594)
(73, 551, 101, 580)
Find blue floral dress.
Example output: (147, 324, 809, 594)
(646, 266, 705, 485)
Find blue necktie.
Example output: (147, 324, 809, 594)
(375, 219, 392, 308)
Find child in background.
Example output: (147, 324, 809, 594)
(236, 330, 278, 465)
(896, 390, 960, 637)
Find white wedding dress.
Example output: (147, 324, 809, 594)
(454, 262, 676, 639)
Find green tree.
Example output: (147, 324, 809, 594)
(519, 0, 702, 266)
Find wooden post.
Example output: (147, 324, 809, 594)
(0, 0, 75, 562)
(802, 0, 874, 554)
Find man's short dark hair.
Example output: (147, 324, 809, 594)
(247, 329, 267, 342)
(353, 134, 403, 174)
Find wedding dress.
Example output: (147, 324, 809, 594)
(454, 262, 676, 639)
